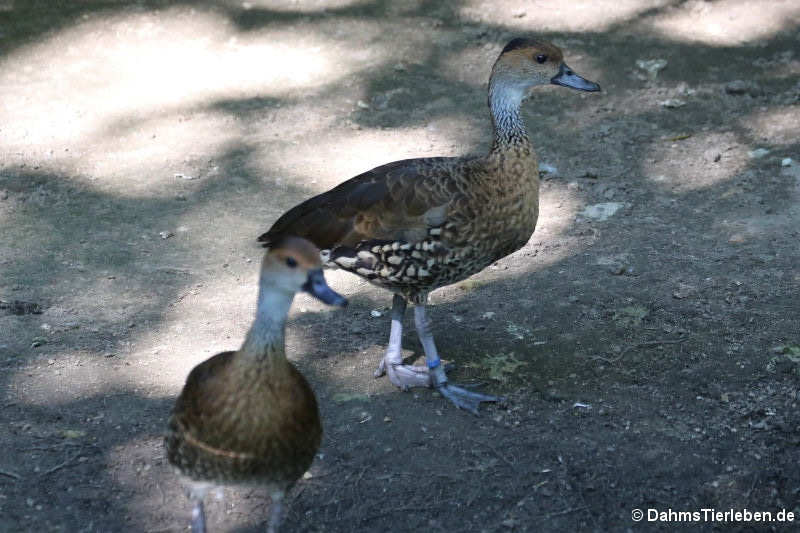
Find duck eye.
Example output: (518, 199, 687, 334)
(286, 257, 297, 268)
(536, 54, 547, 64)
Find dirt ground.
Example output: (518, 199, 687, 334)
(2, 1, 799, 531)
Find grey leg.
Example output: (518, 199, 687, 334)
(374, 294, 430, 389)
(190, 496, 206, 533)
(266, 490, 285, 533)
(413, 303, 502, 415)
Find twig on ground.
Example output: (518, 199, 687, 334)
(0, 469, 21, 480)
(745, 474, 759, 501)
(43, 451, 83, 476)
(593, 338, 688, 363)
(546, 506, 588, 518)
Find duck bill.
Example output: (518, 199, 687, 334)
(551, 63, 601, 92)
(302, 269, 347, 307)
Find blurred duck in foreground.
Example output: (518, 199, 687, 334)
(165, 237, 347, 533)
(258, 38, 600, 414)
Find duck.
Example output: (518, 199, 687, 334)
(165, 236, 347, 533)
(258, 38, 600, 414)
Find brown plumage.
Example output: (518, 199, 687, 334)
(165, 237, 346, 533)
(258, 38, 600, 414)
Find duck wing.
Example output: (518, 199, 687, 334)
(258, 157, 462, 250)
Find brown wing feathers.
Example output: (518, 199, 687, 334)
(258, 158, 452, 251)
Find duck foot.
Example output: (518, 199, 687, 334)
(435, 380, 504, 415)
(374, 355, 457, 390)
(190, 497, 206, 533)
(374, 355, 431, 390)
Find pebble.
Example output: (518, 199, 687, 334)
(581, 202, 626, 221)
(538, 162, 558, 175)
(370, 309, 382, 318)
(159, 231, 174, 239)
(635, 58, 668, 80)
(659, 98, 686, 108)
(725, 80, 762, 97)
(725, 80, 749, 95)
(174, 173, 195, 180)
(356, 100, 370, 109)
(672, 283, 697, 299)
(747, 148, 770, 159)
(781, 158, 793, 167)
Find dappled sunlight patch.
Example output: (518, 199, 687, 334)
(740, 106, 800, 146)
(459, 0, 673, 32)
(643, 131, 746, 192)
(0, 6, 351, 175)
(268, 125, 474, 191)
(79, 111, 246, 195)
(640, 0, 800, 46)
(8, 352, 137, 407)
(216, 0, 365, 13)
(536, 188, 582, 239)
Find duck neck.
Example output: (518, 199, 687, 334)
(240, 284, 294, 361)
(487, 79, 532, 154)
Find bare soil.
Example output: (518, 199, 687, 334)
(1, 1, 799, 532)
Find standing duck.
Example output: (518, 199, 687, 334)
(258, 38, 600, 414)
(165, 237, 347, 533)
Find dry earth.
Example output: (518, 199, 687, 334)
(1, 1, 800, 532)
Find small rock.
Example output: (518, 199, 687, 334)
(581, 202, 626, 221)
(512, 10, 526, 18)
(781, 158, 793, 167)
(482, 311, 496, 320)
(62, 429, 86, 439)
(725, 80, 749, 95)
(174, 173, 195, 180)
(538, 162, 558, 175)
(725, 80, 762, 97)
(635, 59, 668, 80)
(356, 100, 370, 109)
(672, 283, 697, 299)
(392, 62, 406, 72)
(747, 148, 770, 159)
(659, 98, 686, 108)
(159, 231, 174, 239)
(370, 310, 382, 318)
(31, 338, 46, 348)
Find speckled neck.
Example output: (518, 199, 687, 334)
(240, 283, 294, 360)
(487, 78, 532, 153)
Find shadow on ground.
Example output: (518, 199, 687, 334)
(1, 1, 799, 532)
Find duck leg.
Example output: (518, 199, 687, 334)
(413, 303, 502, 415)
(374, 294, 431, 389)
(266, 490, 284, 533)
(190, 496, 206, 533)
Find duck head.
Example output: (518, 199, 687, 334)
(262, 237, 347, 307)
(490, 38, 601, 101)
